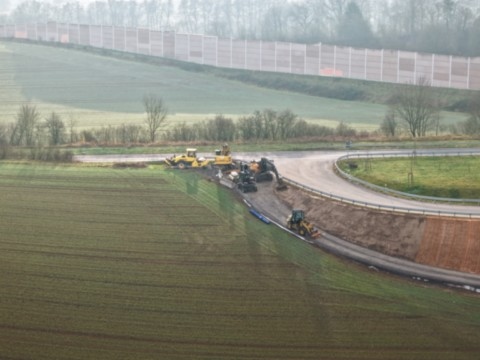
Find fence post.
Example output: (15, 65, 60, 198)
(148, 28, 151, 55)
(304, 43, 307, 75)
(467, 57, 471, 90)
(364, 48, 367, 79)
(413, 52, 417, 84)
(381, 49, 384, 82)
(333, 45, 337, 74)
(318, 43, 322, 75)
(274, 41, 277, 72)
(449, 55, 452, 88)
(135, 27, 138, 53)
(260, 40, 262, 71)
(396, 50, 400, 83)
(348, 47, 352, 78)
(89, 24, 92, 47)
(431, 54, 435, 86)
(161, 30, 164, 57)
(244, 39, 247, 69)
(290, 42, 292, 73)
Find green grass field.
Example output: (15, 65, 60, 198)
(0, 163, 479, 359)
(339, 156, 480, 198)
(0, 41, 468, 132)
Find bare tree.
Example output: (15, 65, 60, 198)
(45, 112, 65, 145)
(390, 78, 440, 138)
(13, 104, 40, 146)
(143, 94, 168, 143)
(380, 109, 398, 137)
(67, 115, 78, 144)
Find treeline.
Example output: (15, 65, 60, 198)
(4, 0, 480, 57)
(0, 105, 358, 154)
(165, 110, 353, 142)
(2, 100, 480, 159)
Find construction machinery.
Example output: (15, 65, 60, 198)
(165, 148, 212, 169)
(286, 210, 320, 239)
(165, 144, 234, 169)
(213, 143, 234, 169)
(249, 157, 287, 191)
(236, 163, 258, 193)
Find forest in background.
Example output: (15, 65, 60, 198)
(2, 0, 480, 57)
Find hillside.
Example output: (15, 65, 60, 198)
(0, 40, 468, 132)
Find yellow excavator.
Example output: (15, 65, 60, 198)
(286, 210, 320, 239)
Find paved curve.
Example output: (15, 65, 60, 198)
(75, 149, 480, 216)
(236, 149, 480, 216)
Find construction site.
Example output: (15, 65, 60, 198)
(163, 145, 480, 290)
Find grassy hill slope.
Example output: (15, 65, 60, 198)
(0, 41, 467, 132)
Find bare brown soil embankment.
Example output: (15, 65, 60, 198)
(275, 186, 480, 275)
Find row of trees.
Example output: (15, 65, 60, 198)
(2, 88, 480, 154)
(379, 77, 480, 138)
(4, 0, 480, 56)
(0, 104, 349, 148)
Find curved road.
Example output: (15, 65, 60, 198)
(75, 149, 480, 216)
(238, 149, 480, 216)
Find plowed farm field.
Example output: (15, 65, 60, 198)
(1, 163, 480, 360)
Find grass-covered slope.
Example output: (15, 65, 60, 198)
(1, 41, 467, 132)
(339, 156, 480, 198)
(0, 163, 479, 359)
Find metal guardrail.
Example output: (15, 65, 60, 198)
(283, 150, 480, 219)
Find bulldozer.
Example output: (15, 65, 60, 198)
(164, 148, 212, 169)
(213, 143, 234, 169)
(286, 210, 320, 239)
(249, 157, 287, 191)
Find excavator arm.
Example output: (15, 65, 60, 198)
(258, 158, 287, 190)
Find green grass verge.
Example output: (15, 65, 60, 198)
(0, 162, 479, 359)
(339, 156, 480, 198)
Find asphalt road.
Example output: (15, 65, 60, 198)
(76, 149, 480, 216)
(237, 149, 480, 216)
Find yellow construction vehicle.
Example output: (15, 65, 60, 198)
(213, 143, 234, 168)
(165, 144, 234, 169)
(165, 148, 212, 169)
(286, 210, 320, 239)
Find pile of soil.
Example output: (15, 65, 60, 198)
(275, 186, 425, 261)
